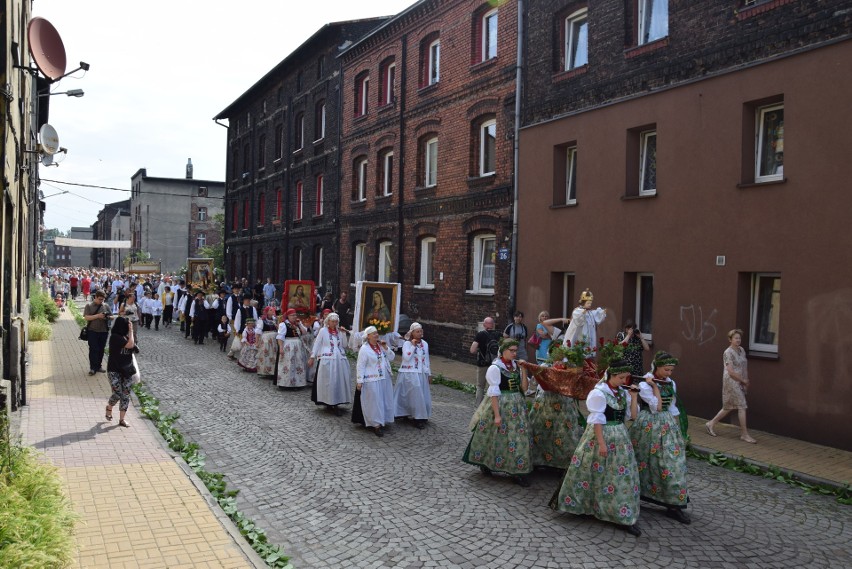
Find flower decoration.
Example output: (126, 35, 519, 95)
(368, 318, 392, 334)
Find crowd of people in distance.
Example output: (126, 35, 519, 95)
(45, 267, 756, 540)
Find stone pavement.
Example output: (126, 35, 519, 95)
(428, 356, 852, 488)
(132, 323, 850, 569)
(13, 305, 263, 569)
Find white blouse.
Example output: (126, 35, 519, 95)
(356, 342, 395, 385)
(586, 383, 633, 425)
(311, 328, 347, 360)
(638, 374, 679, 416)
(398, 340, 431, 375)
(485, 359, 517, 398)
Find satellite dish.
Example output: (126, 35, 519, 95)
(39, 123, 60, 155)
(41, 153, 54, 166)
(27, 17, 67, 81)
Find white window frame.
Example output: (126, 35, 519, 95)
(384, 63, 396, 105)
(315, 175, 324, 216)
(638, 0, 669, 45)
(196, 233, 206, 248)
(639, 130, 657, 196)
(479, 120, 496, 176)
(425, 137, 438, 187)
(358, 76, 369, 116)
(481, 8, 498, 61)
(295, 181, 303, 220)
(750, 272, 781, 353)
(470, 234, 496, 294)
(295, 114, 305, 151)
(417, 237, 436, 289)
(354, 243, 367, 284)
(315, 246, 323, 287)
(197, 207, 208, 221)
(755, 103, 784, 183)
(381, 151, 394, 196)
(294, 248, 302, 280)
(356, 158, 368, 201)
(635, 273, 654, 341)
(378, 241, 393, 283)
(428, 39, 441, 85)
(315, 102, 326, 142)
(564, 9, 589, 71)
(565, 146, 578, 204)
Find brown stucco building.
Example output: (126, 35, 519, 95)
(338, 0, 518, 357)
(516, 1, 852, 448)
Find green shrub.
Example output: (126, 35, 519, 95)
(28, 318, 52, 342)
(28, 288, 59, 323)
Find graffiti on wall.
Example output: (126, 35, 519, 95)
(679, 305, 718, 346)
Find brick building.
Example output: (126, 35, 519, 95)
(516, 0, 852, 448)
(91, 199, 130, 268)
(338, 0, 519, 357)
(215, 19, 388, 292)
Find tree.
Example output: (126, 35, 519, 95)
(197, 213, 224, 276)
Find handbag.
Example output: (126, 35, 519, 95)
(119, 360, 136, 379)
(528, 328, 542, 347)
(79, 322, 90, 341)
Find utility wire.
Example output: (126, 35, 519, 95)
(39, 178, 226, 200)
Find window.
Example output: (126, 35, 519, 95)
(315, 101, 326, 141)
(354, 243, 367, 283)
(636, 273, 654, 340)
(418, 237, 436, 288)
(242, 143, 250, 174)
(379, 149, 394, 196)
(564, 9, 588, 71)
(275, 188, 282, 220)
(315, 174, 324, 216)
(258, 134, 266, 167)
(275, 124, 283, 158)
(355, 72, 369, 117)
(197, 207, 208, 221)
(232, 149, 239, 180)
(479, 119, 497, 176)
(429, 40, 440, 84)
(198, 186, 208, 197)
(424, 137, 438, 187)
(292, 248, 302, 280)
(638, 0, 668, 45)
(471, 234, 496, 293)
(294, 113, 305, 150)
(296, 71, 303, 92)
(313, 246, 323, 286)
(565, 146, 578, 204)
(755, 104, 784, 182)
(481, 8, 498, 62)
(639, 130, 657, 196)
(353, 157, 368, 201)
(378, 241, 393, 283)
(380, 59, 396, 106)
(258, 194, 265, 226)
(295, 181, 303, 220)
(196, 233, 206, 248)
(750, 273, 780, 353)
(243, 198, 249, 229)
(316, 56, 325, 79)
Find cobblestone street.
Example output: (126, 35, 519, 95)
(136, 326, 851, 569)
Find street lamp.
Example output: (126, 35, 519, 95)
(38, 89, 84, 98)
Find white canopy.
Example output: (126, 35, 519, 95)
(54, 237, 131, 249)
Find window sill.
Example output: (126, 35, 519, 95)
(550, 201, 578, 209)
(470, 57, 498, 73)
(467, 174, 495, 189)
(418, 82, 439, 96)
(737, 177, 787, 189)
(625, 37, 669, 59)
(257, 167, 266, 175)
(748, 350, 779, 361)
(313, 137, 325, 146)
(621, 192, 657, 201)
(375, 194, 392, 204)
(312, 213, 324, 220)
(350, 199, 367, 209)
(552, 65, 588, 83)
(414, 185, 437, 199)
(273, 158, 282, 165)
(413, 285, 435, 293)
(378, 102, 396, 114)
(736, 0, 794, 21)
(292, 148, 304, 157)
(465, 290, 495, 298)
(354, 114, 369, 123)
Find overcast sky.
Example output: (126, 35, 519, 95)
(33, 0, 413, 232)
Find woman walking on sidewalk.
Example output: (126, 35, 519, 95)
(105, 317, 136, 428)
(705, 329, 756, 443)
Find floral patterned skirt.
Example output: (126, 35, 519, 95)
(551, 422, 640, 526)
(462, 391, 533, 476)
(276, 338, 308, 387)
(256, 331, 278, 376)
(629, 409, 689, 508)
(529, 390, 585, 469)
(237, 343, 258, 372)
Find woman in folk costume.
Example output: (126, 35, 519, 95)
(629, 351, 691, 524)
(551, 359, 642, 537)
(563, 289, 607, 350)
(528, 359, 586, 469)
(276, 308, 310, 388)
(237, 318, 260, 372)
(256, 306, 280, 377)
(309, 312, 351, 415)
(351, 326, 396, 437)
(393, 322, 432, 429)
(462, 339, 533, 487)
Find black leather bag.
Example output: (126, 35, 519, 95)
(119, 361, 136, 379)
(79, 324, 89, 341)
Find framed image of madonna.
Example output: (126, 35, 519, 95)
(283, 280, 315, 316)
(354, 281, 400, 335)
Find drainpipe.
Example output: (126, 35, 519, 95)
(508, 0, 524, 314)
(397, 35, 407, 286)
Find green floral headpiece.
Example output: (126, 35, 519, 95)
(653, 351, 679, 368)
(499, 338, 519, 353)
(607, 364, 633, 375)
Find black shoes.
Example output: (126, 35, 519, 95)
(515, 476, 531, 487)
(374, 426, 384, 437)
(624, 524, 642, 537)
(415, 420, 426, 430)
(666, 508, 691, 524)
(479, 466, 492, 477)
(87, 370, 96, 376)
(97, 368, 106, 373)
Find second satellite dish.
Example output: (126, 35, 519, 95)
(39, 123, 60, 155)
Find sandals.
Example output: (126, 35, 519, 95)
(105, 406, 113, 421)
(704, 422, 717, 437)
(740, 435, 756, 444)
(119, 420, 130, 428)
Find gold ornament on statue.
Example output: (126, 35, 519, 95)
(579, 289, 594, 304)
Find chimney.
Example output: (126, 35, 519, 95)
(186, 158, 193, 179)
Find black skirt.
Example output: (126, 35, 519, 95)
(350, 389, 365, 425)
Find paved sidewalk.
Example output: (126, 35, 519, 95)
(429, 357, 852, 488)
(14, 305, 261, 569)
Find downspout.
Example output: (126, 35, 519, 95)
(397, 35, 408, 286)
(508, 0, 524, 314)
(215, 118, 230, 279)
(335, 57, 345, 295)
(283, 95, 293, 278)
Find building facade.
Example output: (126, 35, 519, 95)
(108, 209, 131, 269)
(338, 0, 518, 357)
(215, 19, 388, 293)
(517, 0, 852, 448)
(67, 226, 93, 268)
(129, 166, 225, 273)
(91, 199, 130, 268)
